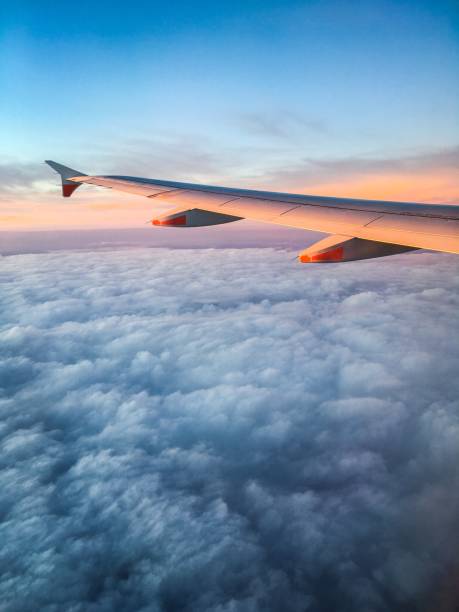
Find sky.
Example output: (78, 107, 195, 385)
(1, 248, 459, 611)
(1, 4, 459, 611)
(0, 0, 458, 231)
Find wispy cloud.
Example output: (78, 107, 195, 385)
(304, 146, 459, 174)
(235, 110, 328, 141)
(259, 146, 459, 202)
(0, 161, 49, 193)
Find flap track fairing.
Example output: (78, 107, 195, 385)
(299, 235, 418, 263)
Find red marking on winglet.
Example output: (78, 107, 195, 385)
(300, 246, 344, 263)
(62, 183, 79, 197)
(153, 215, 187, 226)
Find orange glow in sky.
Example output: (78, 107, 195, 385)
(1, 167, 457, 232)
(301, 169, 459, 204)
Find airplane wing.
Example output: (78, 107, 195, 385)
(45, 160, 459, 263)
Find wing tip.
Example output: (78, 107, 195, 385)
(45, 160, 86, 178)
(45, 160, 87, 198)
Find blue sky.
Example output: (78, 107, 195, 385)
(2, 0, 458, 159)
(1, 0, 458, 228)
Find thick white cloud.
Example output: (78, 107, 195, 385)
(0, 248, 458, 611)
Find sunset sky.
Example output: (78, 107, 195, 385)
(2, 4, 459, 609)
(1, 0, 458, 230)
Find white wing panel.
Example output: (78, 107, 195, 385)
(272, 205, 381, 234)
(85, 177, 173, 197)
(150, 190, 239, 208)
(355, 217, 459, 253)
(220, 198, 298, 220)
(365, 214, 459, 236)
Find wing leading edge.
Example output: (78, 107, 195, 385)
(45, 160, 459, 262)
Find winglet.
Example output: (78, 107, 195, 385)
(45, 160, 87, 197)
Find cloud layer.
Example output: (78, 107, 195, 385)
(1, 248, 459, 611)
